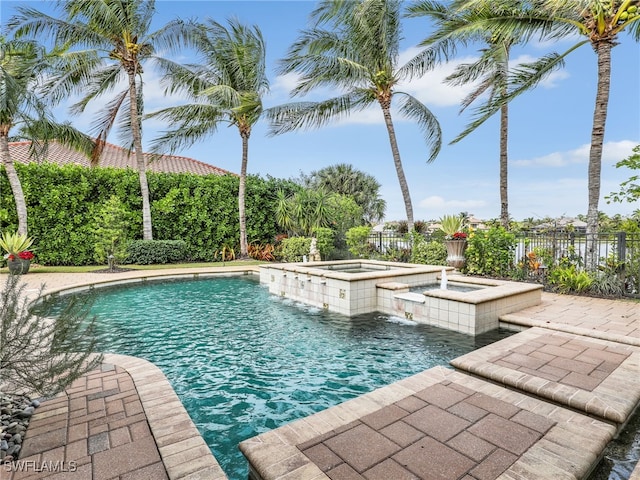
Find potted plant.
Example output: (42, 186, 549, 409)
(0, 231, 35, 275)
(439, 215, 467, 269)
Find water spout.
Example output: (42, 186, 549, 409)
(440, 269, 448, 290)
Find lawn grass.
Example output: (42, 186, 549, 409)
(1, 260, 264, 274)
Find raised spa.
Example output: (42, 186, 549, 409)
(260, 260, 543, 335)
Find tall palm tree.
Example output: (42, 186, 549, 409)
(147, 18, 268, 258)
(10, 0, 189, 240)
(407, 1, 529, 229)
(446, 0, 640, 268)
(269, 0, 442, 232)
(0, 37, 93, 236)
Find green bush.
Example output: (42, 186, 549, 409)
(547, 266, 593, 294)
(411, 235, 447, 265)
(93, 195, 132, 266)
(313, 227, 335, 260)
(125, 240, 189, 264)
(280, 237, 312, 262)
(346, 226, 372, 258)
(464, 227, 516, 276)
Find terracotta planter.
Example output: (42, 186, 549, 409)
(7, 258, 30, 275)
(445, 240, 467, 269)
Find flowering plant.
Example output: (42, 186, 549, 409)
(1, 232, 35, 262)
(439, 215, 467, 240)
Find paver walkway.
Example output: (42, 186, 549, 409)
(1, 363, 167, 480)
(501, 292, 640, 346)
(240, 367, 617, 480)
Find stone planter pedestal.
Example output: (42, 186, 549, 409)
(445, 240, 467, 269)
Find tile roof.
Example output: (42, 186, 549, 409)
(8, 140, 233, 176)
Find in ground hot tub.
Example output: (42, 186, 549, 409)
(260, 261, 542, 335)
(260, 260, 442, 317)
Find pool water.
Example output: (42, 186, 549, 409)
(48, 275, 513, 479)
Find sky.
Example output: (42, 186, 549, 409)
(2, 0, 639, 223)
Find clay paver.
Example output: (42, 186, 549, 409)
(258, 367, 619, 480)
(451, 327, 640, 424)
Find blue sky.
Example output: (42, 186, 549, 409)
(3, 1, 639, 222)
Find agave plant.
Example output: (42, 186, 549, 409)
(439, 215, 465, 237)
(0, 231, 34, 257)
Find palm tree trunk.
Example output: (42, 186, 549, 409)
(585, 41, 612, 270)
(128, 72, 153, 241)
(380, 101, 414, 231)
(499, 101, 509, 229)
(239, 130, 249, 258)
(0, 131, 28, 236)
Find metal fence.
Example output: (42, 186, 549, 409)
(365, 230, 640, 296)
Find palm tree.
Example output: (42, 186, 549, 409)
(301, 163, 386, 224)
(269, 0, 442, 232)
(147, 18, 268, 258)
(407, 1, 530, 229)
(10, 0, 189, 240)
(445, 0, 640, 269)
(0, 37, 93, 236)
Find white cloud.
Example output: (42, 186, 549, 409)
(513, 140, 638, 167)
(398, 48, 478, 107)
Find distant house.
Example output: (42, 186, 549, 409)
(533, 217, 587, 234)
(8, 140, 232, 176)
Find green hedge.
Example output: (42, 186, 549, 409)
(0, 163, 297, 265)
(125, 240, 189, 264)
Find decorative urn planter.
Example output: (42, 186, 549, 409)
(445, 239, 467, 269)
(7, 258, 31, 275)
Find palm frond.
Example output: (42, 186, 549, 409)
(266, 92, 372, 136)
(147, 104, 225, 154)
(395, 93, 442, 162)
(451, 50, 572, 144)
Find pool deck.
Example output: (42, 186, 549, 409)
(1, 268, 639, 480)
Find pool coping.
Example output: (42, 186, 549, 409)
(239, 366, 617, 480)
(104, 353, 228, 480)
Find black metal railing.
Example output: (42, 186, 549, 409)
(364, 230, 640, 296)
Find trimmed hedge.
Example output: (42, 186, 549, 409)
(0, 163, 297, 265)
(125, 240, 189, 264)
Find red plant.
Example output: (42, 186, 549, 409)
(248, 243, 275, 261)
(18, 251, 34, 260)
(452, 232, 467, 240)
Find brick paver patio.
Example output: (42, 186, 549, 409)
(1, 363, 167, 480)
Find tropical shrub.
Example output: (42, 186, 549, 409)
(464, 227, 517, 277)
(547, 266, 593, 294)
(589, 270, 625, 297)
(126, 240, 189, 264)
(346, 226, 373, 258)
(313, 227, 335, 260)
(411, 235, 447, 265)
(248, 243, 275, 261)
(93, 195, 132, 267)
(280, 237, 312, 262)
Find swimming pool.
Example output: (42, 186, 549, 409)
(48, 275, 513, 479)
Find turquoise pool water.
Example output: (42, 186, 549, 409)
(51, 275, 513, 479)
